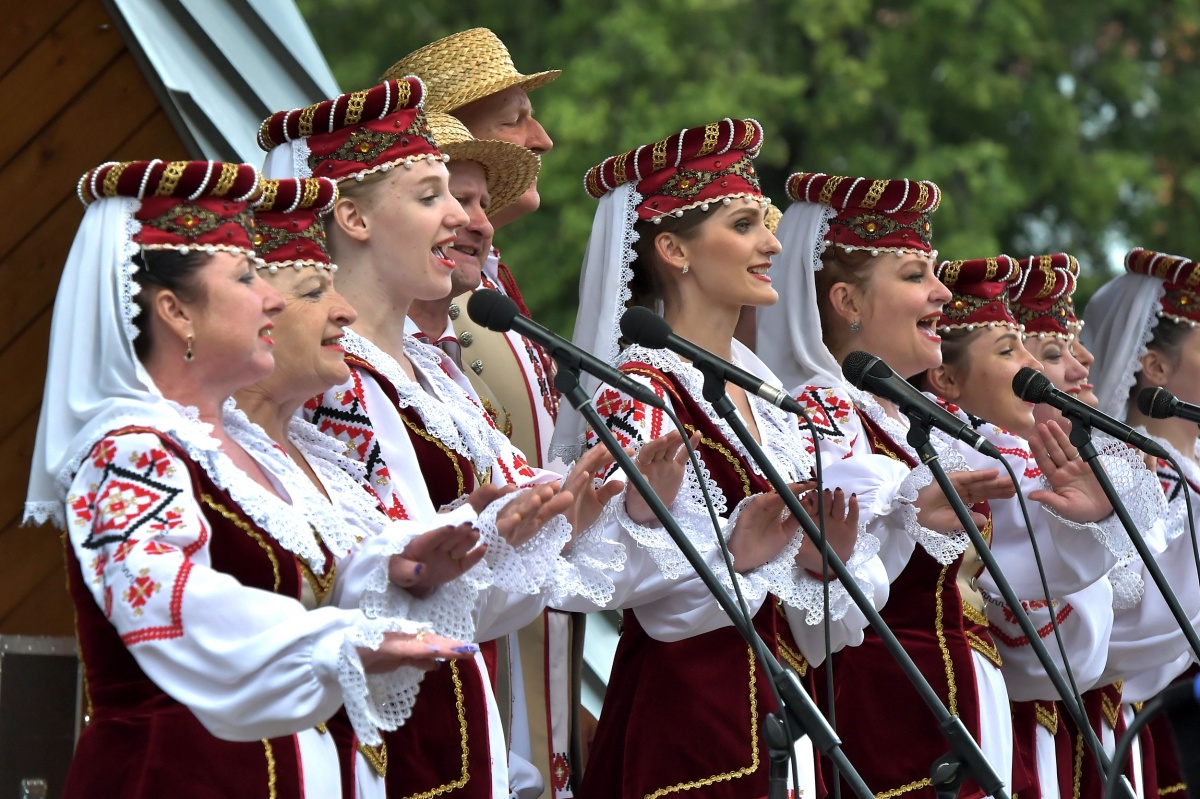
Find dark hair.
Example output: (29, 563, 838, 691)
(813, 247, 876, 354)
(130, 249, 209, 361)
(1146, 315, 1190, 361)
(629, 207, 709, 310)
(910, 327, 977, 392)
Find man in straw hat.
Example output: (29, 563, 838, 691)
(406, 112, 540, 455)
(385, 30, 583, 799)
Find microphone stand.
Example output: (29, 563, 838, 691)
(554, 365, 873, 799)
(693, 363, 1009, 799)
(903, 419, 1132, 799)
(1062, 416, 1200, 660)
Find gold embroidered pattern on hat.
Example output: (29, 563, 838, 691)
(656, 157, 759, 202)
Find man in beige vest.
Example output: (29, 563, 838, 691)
(386, 29, 587, 799)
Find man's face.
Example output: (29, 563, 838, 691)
(454, 85, 551, 227)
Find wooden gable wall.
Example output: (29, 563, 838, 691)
(0, 0, 190, 636)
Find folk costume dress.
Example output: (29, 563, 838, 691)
(24, 162, 434, 799)
(258, 78, 623, 799)
(757, 175, 1015, 799)
(1083, 248, 1200, 799)
(551, 121, 887, 799)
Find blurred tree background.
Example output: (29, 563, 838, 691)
(298, 0, 1200, 334)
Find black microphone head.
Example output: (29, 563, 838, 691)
(620, 306, 673, 349)
(467, 289, 521, 333)
(841, 350, 887, 389)
(1012, 366, 1053, 402)
(1138, 386, 1176, 419)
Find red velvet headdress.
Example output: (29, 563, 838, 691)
(258, 77, 445, 184)
(1010, 254, 1080, 340)
(583, 119, 767, 221)
(786, 172, 941, 256)
(77, 160, 261, 255)
(935, 256, 1022, 331)
(252, 178, 338, 272)
(1125, 248, 1200, 327)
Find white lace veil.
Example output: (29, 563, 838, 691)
(1081, 272, 1166, 421)
(24, 197, 187, 527)
(756, 201, 843, 393)
(547, 182, 641, 463)
(262, 139, 313, 180)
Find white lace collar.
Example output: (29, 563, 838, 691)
(617, 344, 814, 482)
(223, 401, 387, 561)
(1138, 426, 1200, 493)
(129, 401, 333, 573)
(341, 328, 508, 475)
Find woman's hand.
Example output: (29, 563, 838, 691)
(726, 483, 812, 572)
(795, 488, 859, 573)
(388, 523, 485, 598)
(493, 483, 574, 548)
(560, 443, 625, 541)
(624, 430, 700, 526)
(915, 469, 1014, 533)
(1027, 421, 1113, 523)
(357, 630, 479, 674)
(463, 482, 516, 514)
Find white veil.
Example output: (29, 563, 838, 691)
(1081, 272, 1166, 422)
(547, 182, 641, 463)
(756, 201, 842, 393)
(24, 198, 189, 527)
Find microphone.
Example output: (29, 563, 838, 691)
(841, 351, 1003, 460)
(467, 290, 665, 410)
(1012, 368, 1168, 459)
(620, 306, 810, 416)
(1138, 386, 1200, 425)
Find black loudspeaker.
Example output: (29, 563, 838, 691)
(0, 637, 81, 799)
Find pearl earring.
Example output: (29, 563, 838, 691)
(681, 261, 689, 275)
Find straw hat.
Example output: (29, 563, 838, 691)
(426, 113, 539, 216)
(382, 28, 560, 114)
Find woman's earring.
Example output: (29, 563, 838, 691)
(184, 334, 195, 362)
(849, 319, 862, 332)
(681, 261, 689, 275)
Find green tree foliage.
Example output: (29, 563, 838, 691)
(298, 0, 1200, 331)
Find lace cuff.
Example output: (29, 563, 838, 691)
(338, 616, 433, 747)
(473, 487, 573, 597)
(557, 495, 627, 606)
(893, 464, 969, 565)
(785, 523, 881, 625)
(1108, 560, 1146, 611)
(357, 528, 483, 643)
(611, 475, 724, 581)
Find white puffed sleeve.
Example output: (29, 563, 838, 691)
(66, 432, 430, 746)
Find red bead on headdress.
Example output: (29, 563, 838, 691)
(935, 256, 1022, 331)
(258, 77, 446, 184)
(253, 177, 338, 272)
(583, 119, 767, 221)
(1010, 254, 1080, 340)
(78, 160, 262, 255)
(1125, 248, 1200, 327)
(786, 172, 940, 256)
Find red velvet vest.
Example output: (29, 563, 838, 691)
(579, 363, 812, 799)
(809, 409, 1005, 799)
(1060, 681, 1150, 799)
(64, 427, 333, 799)
(337, 356, 496, 799)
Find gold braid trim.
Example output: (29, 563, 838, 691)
(401, 414, 466, 497)
(213, 162, 239, 196)
(777, 638, 808, 677)
(1035, 702, 1059, 734)
(200, 494, 280, 591)
(643, 648, 759, 798)
(299, 105, 318, 138)
(685, 425, 752, 498)
(965, 630, 1003, 669)
(961, 601, 989, 628)
(102, 162, 129, 198)
(875, 779, 932, 799)
(613, 152, 628, 187)
(400, 661, 470, 798)
(344, 90, 369, 126)
(156, 161, 187, 197)
(262, 739, 278, 799)
(1072, 729, 1084, 799)
(1160, 784, 1188, 795)
(298, 553, 336, 605)
(818, 175, 845, 206)
(934, 563, 957, 714)
(861, 179, 887, 209)
(359, 741, 388, 779)
(651, 138, 669, 172)
(697, 122, 721, 156)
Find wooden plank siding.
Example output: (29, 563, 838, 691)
(1, 1, 191, 636)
